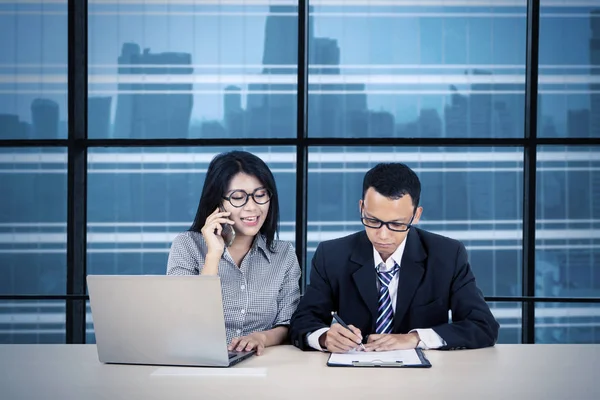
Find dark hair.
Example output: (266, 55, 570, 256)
(362, 163, 421, 207)
(189, 151, 280, 252)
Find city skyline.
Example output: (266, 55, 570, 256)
(0, 4, 599, 137)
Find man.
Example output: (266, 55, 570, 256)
(290, 163, 499, 353)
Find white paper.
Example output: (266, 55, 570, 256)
(328, 349, 423, 366)
(151, 367, 267, 377)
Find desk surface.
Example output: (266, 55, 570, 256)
(1, 344, 599, 400)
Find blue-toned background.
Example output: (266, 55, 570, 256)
(1, 0, 599, 344)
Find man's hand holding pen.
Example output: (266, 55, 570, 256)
(318, 311, 421, 353)
(318, 323, 365, 353)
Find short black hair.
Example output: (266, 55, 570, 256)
(189, 150, 280, 252)
(362, 163, 421, 207)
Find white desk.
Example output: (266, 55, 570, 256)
(1, 344, 598, 400)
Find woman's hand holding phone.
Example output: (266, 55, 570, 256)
(201, 207, 235, 257)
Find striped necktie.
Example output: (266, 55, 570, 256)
(375, 262, 399, 334)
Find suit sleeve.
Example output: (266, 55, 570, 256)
(289, 242, 335, 351)
(432, 243, 500, 349)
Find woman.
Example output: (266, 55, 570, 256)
(166, 150, 301, 356)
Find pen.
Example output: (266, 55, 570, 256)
(331, 311, 367, 351)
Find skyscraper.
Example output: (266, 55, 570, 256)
(224, 86, 244, 137)
(113, 43, 193, 139)
(0, 114, 21, 138)
(262, 6, 312, 72)
(246, 6, 301, 138)
(309, 38, 342, 137)
(247, 5, 373, 138)
(470, 69, 493, 138)
(307, 26, 369, 137)
(444, 85, 468, 137)
(31, 98, 59, 139)
(88, 97, 112, 138)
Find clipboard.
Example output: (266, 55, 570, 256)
(326, 348, 432, 368)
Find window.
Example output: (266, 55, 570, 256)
(0, 300, 66, 344)
(307, 147, 524, 300)
(307, 1, 527, 138)
(86, 146, 296, 276)
(535, 146, 600, 343)
(0, 0, 68, 344)
(1, 0, 598, 345)
(0, 147, 67, 343)
(88, 1, 298, 138)
(85, 146, 296, 342)
(490, 302, 522, 344)
(0, 1, 68, 139)
(535, 303, 600, 344)
(538, 2, 599, 138)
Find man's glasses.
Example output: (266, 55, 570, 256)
(360, 206, 416, 232)
(223, 187, 272, 208)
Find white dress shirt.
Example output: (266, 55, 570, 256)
(307, 238, 447, 351)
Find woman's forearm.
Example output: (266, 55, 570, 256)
(200, 252, 221, 275)
(262, 326, 289, 347)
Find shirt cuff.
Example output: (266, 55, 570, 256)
(410, 328, 446, 349)
(306, 327, 330, 351)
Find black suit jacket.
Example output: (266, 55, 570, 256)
(290, 228, 499, 351)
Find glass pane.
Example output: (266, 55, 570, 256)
(536, 146, 600, 298)
(88, 1, 298, 138)
(0, 1, 68, 139)
(307, 1, 526, 138)
(86, 147, 296, 277)
(538, 2, 599, 137)
(307, 146, 524, 297)
(0, 300, 65, 344)
(489, 302, 522, 344)
(0, 148, 67, 295)
(86, 300, 95, 344)
(536, 302, 600, 344)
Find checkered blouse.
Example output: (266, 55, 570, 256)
(166, 231, 301, 344)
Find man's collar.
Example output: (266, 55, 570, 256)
(373, 236, 408, 268)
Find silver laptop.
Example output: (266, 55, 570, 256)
(87, 275, 255, 367)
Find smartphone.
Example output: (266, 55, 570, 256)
(218, 206, 236, 247)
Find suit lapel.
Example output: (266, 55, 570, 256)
(350, 232, 378, 325)
(393, 229, 426, 332)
